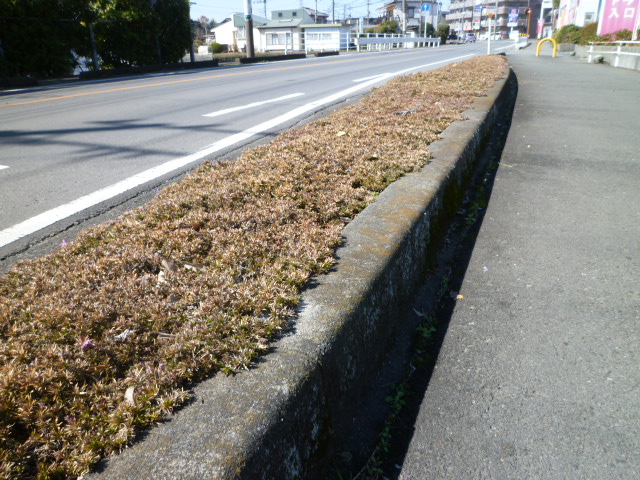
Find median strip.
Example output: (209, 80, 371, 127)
(0, 56, 509, 479)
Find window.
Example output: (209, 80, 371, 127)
(267, 32, 292, 45)
(278, 12, 283, 17)
(292, 11, 297, 17)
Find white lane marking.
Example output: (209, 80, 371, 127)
(203, 93, 305, 118)
(353, 73, 390, 83)
(0, 54, 474, 249)
(0, 165, 9, 170)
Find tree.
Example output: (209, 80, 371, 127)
(94, 0, 191, 68)
(369, 19, 398, 34)
(0, 0, 193, 77)
(421, 21, 435, 37)
(438, 23, 450, 43)
(0, 0, 88, 77)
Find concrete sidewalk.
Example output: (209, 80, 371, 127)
(398, 48, 640, 477)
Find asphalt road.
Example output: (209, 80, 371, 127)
(0, 42, 517, 271)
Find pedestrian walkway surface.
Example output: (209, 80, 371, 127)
(398, 47, 640, 478)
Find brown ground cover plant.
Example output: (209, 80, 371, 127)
(0, 55, 508, 479)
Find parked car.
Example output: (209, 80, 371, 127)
(464, 32, 477, 43)
(447, 33, 459, 42)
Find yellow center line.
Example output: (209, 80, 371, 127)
(0, 50, 423, 109)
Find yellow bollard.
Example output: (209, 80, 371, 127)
(536, 38, 558, 58)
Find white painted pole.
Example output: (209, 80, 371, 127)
(487, 15, 492, 54)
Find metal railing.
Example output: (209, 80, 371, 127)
(351, 33, 441, 51)
(258, 32, 441, 54)
(587, 41, 640, 68)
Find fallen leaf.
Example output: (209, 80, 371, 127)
(161, 258, 179, 273)
(184, 262, 205, 272)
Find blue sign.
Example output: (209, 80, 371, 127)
(422, 3, 431, 11)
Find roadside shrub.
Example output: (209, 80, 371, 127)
(209, 42, 225, 53)
(438, 24, 450, 44)
(612, 29, 632, 41)
(554, 24, 581, 43)
(579, 22, 599, 44)
(555, 23, 634, 45)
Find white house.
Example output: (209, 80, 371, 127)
(257, 8, 332, 52)
(210, 13, 269, 52)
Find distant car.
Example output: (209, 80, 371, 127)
(464, 33, 477, 43)
(448, 33, 459, 42)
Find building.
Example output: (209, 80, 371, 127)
(210, 13, 269, 52)
(446, 0, 542, 39)
(597, 0, 640, 36)
(381, 0, 422, 32)
(257, 8, 334, 52)
(556, 0, 599, 29)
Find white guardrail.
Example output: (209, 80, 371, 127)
(587, 41, 640, 68)
(352, 34, 441, 51)
(263, 32, 441, 54)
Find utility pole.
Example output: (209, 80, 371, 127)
(367, 0, 370, 28)
(188, 2, 196, 62)
(402, 0, 407, 34)
(244, 0, 255, 57)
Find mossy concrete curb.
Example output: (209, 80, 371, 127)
(89, 66, 517, 480)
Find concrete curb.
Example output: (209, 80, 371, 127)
(236, 54, 307, 64)
(89, 65, 517, 480)
(78, 60, 220, 80)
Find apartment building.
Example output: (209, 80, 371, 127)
(446, 0, 542, 38)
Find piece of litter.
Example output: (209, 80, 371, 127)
(114, 329, 135, 342)
(483, 266, 489, 272)
(413, 308, 427, 318)
(124, 386, 135, 405)
(456, 294, 464, 300)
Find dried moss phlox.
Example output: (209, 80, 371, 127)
(0, 55, 508, 478)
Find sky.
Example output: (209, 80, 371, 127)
(188, 0, 450, 24)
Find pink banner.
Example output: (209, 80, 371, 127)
(600, 0, 640, 34)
